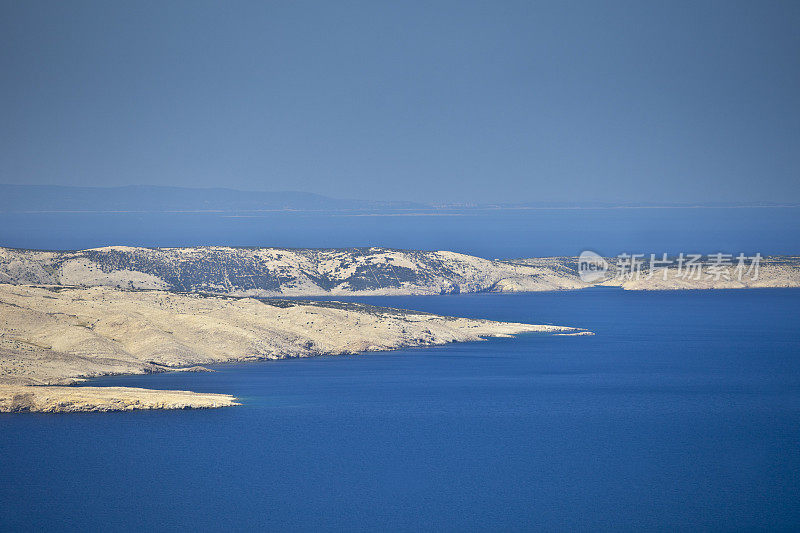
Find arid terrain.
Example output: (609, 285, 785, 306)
(2, 245, 795, 413)
(2, 246, 797, 295)
(0, 283, 582, 412)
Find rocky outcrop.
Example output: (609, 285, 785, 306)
(0, 385, 238, 413)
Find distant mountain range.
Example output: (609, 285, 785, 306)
(1, 184, 796, 213)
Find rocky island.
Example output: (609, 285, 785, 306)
(1, 246, 797, 295)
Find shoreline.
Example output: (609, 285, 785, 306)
(0, 284, 584, 413)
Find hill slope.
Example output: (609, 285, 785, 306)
(2, 246, 798, 295)
(0, 246, 585, 295)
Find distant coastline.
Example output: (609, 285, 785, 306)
(1, 183, 797, 214)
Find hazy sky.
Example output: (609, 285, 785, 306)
(1, 1, 798, 203)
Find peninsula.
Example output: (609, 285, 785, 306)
(0, 283, 583, 412)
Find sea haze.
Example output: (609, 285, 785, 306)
(1, 289, 798, 531)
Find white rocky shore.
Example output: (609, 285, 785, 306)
(0, 284, 584, 413)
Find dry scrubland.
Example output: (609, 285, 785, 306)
(1, 246, 797, 295)
(3, 245, 794, 413)
(0, 284, 582, 412)
(0, 246, 585, 294)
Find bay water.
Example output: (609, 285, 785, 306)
(2, 289, 799, 531)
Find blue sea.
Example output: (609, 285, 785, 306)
(1, 207, 799, 257)
(2, 289, 799, 531)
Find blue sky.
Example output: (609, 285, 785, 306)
(1, 0, 798, 203)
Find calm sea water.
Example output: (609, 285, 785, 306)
(2, 207, 799, 257)
(1, 289, 799, 531)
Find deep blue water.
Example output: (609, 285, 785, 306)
(1, 289, 799, 531)
(2, 207, 799, 257)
